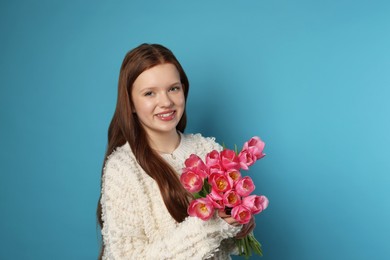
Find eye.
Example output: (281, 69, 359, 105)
(144, 91, 153, 96)
(169, 85, 181, 92)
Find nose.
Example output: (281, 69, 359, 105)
(159, 92, 173, 107)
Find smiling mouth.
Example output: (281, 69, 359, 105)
(156, 111, 176, 120)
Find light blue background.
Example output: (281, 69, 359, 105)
(1, 0, 389, 259)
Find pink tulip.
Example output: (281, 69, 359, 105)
(220, 149, 240, 171)
(238, 149, 256, 170)
(235, 176, 255, 197)
(226, 169, 241, 185)
(205, 150, 221, 169)
(242, 136, 265, 160)
(242, 195, 269, 214)
(231, 205, 252, 224)
(188, 198, 215, 221)
(184, 154, 208, 178)
(180, 168, 204, 193)
(209, 166, 224, 175)
(223, 190, 241, 208)
(209, 172, 232, 193)
(207, 189, 224, 209)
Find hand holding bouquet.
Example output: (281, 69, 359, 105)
(180, 136, 269, 258)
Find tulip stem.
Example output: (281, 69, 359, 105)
(235, 233, 263, 259)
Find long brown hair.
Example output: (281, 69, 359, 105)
(97, 43, 190, 258)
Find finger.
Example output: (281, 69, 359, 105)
(223, 216, 240, 225)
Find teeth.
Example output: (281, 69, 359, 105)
(158, 112, 174, 117)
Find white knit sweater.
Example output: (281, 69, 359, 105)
(101, 133, 241, 260)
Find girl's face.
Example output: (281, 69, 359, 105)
(131, 63, 185, 138)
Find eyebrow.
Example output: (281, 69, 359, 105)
(137, 82, 182, 93)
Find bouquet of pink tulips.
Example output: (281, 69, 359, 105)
(180, 136, 269, 258)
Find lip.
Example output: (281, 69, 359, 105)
(155, 110, 176, 121)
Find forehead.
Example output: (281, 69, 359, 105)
(133, 63, 180, 90)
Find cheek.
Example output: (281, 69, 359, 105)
(175, 93, 186, 108)
(133, 99, 155, 114)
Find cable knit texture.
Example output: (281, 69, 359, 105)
(101, 133, 241, 260)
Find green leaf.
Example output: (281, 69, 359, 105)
(193, 193, 203, 199)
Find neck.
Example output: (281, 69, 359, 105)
(148, 130, 181, 154)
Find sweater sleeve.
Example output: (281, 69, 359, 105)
(100, 149, 241, 260)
